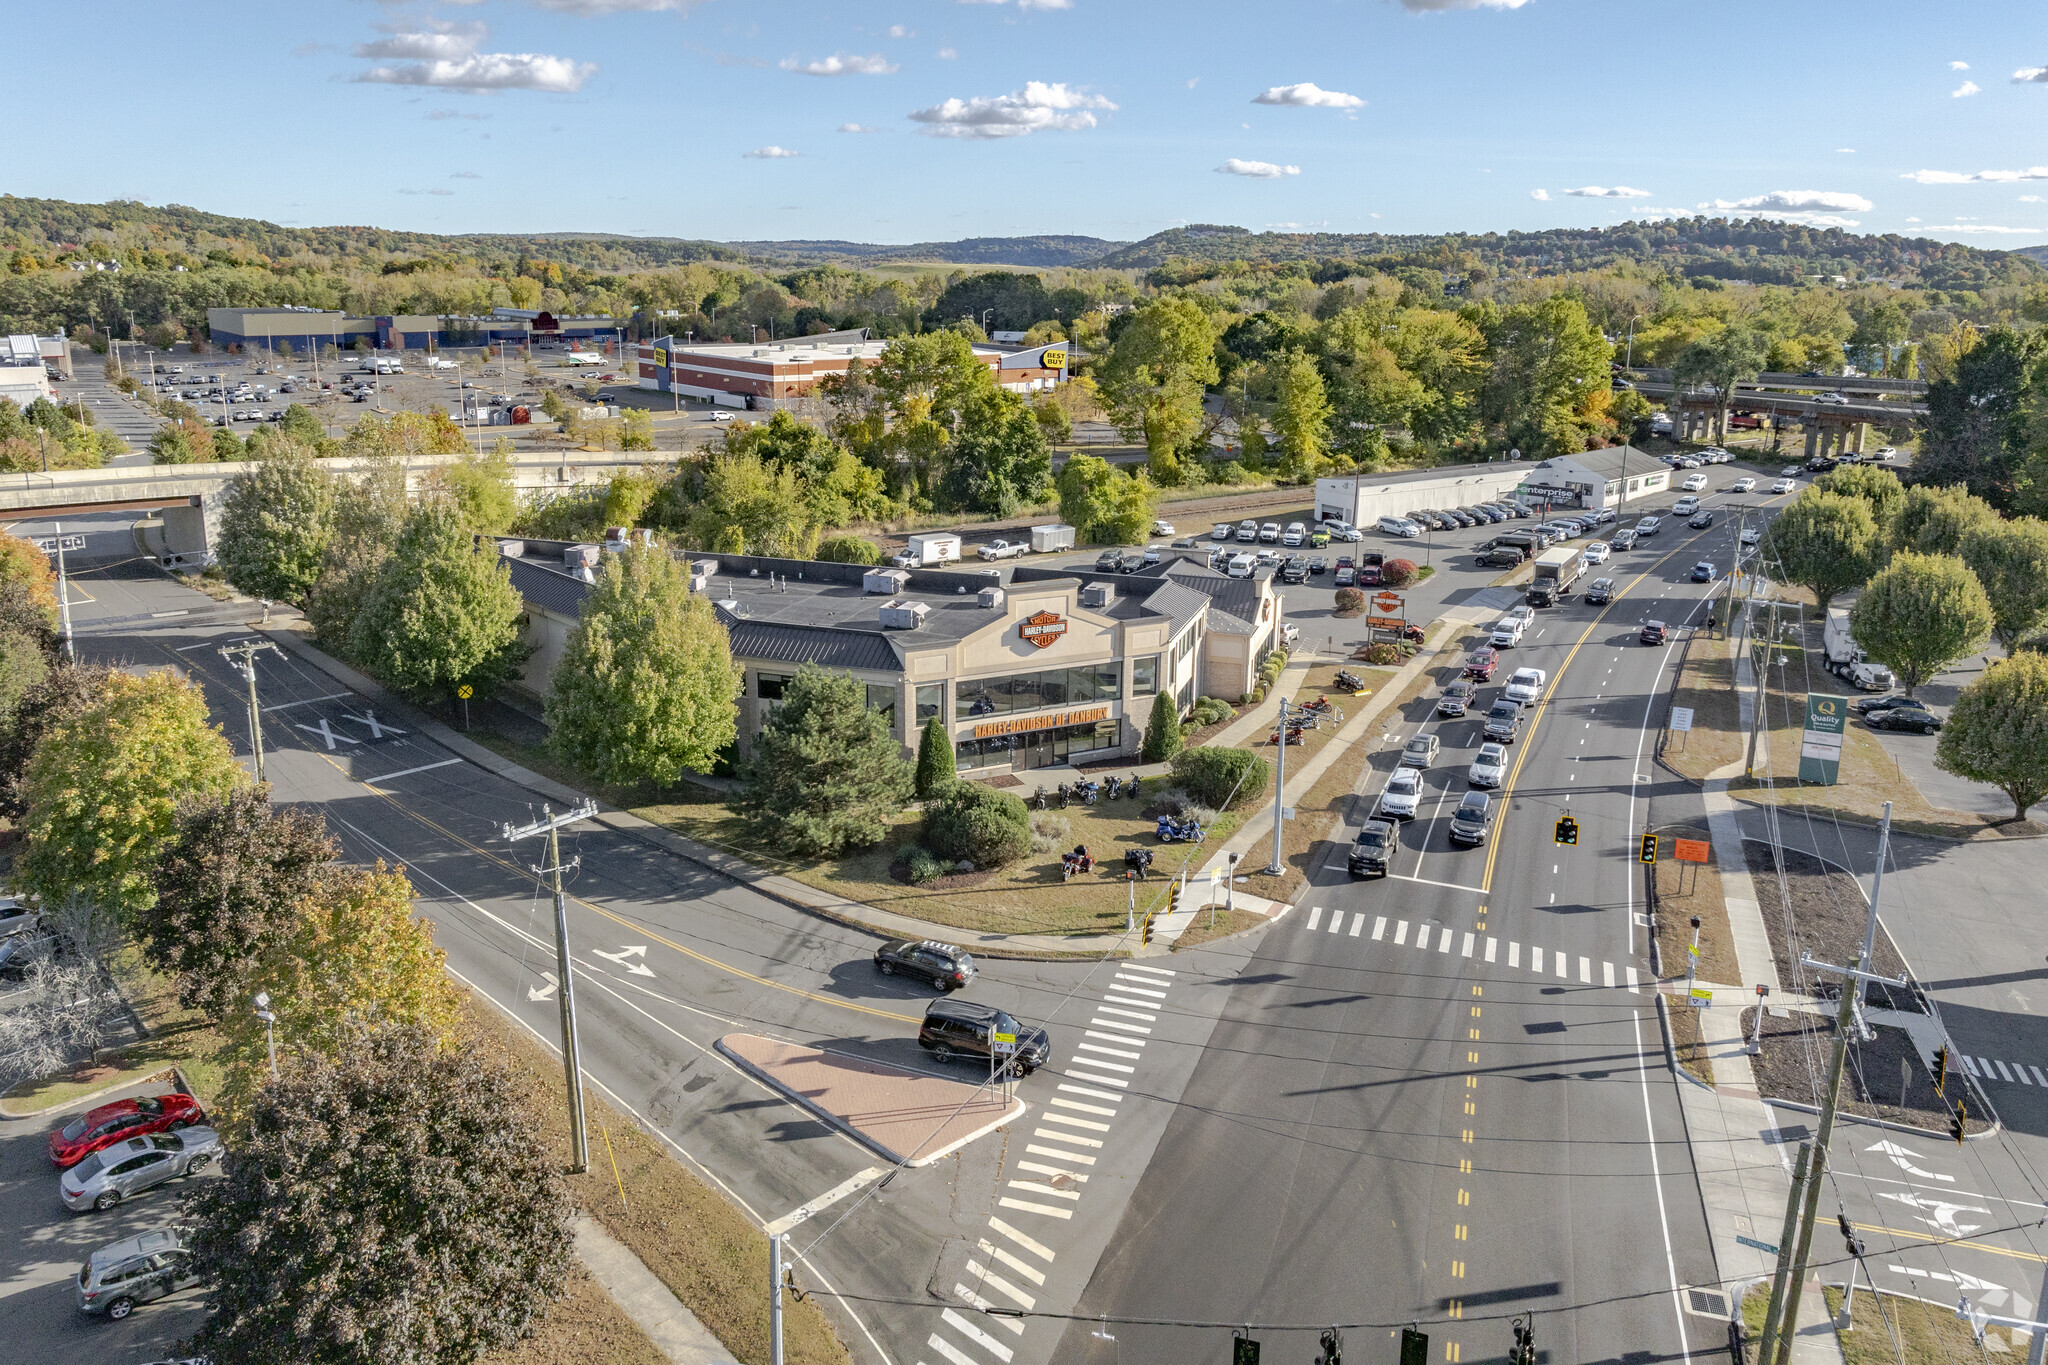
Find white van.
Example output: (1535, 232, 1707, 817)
(1227, 552, 1256, 579)
(1378, 515, 1421, 538)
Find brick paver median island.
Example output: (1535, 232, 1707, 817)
(717, 1034, 1025, 1167)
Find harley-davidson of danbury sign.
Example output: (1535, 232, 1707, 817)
(1020, 610, 1068, 648)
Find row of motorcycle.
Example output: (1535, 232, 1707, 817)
(1035, 775, 1142, 809)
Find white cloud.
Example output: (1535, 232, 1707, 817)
(1186, 77, 1199, 89)
(1703, 189, 1873, 212)
(888, 25, 911, 38)
(425, 108, 490, 121)
(936, 46, 958, 59)
(355, 53, 597, 92)
(527, 0, 700, 13)
(1529, 188, 1550, 200)
(449, 171, 483, 179)
(1952, 80, 1981, 97)
(1398, 0, 1532, 9)
(1927, 224, 2044, 234)
(1836, 147, 1855, 153)
(1564, 185, 1652, 199)
(2014, 67, 2048, 83)
(1903, 166, 2048, 184)
(744, 145, 801, 158)
(837, 122, 885, 133)
(354, 24, 485, 60)
(397, 188, 457, 196)
(1951, 60, 1971, 71)
(2023, 195, 2046, 203)
(956, 0, 1071, 8)
(1217, 158, 1300, 179)
(1906, 217, 1921, 223)
(780, 52, 898, 76)
(1251, 81, 1364, 109)
(908, 81, 1115, 138)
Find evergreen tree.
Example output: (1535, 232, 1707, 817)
(915, 714, 956, 798)
(1141, 692, 1185, 763)
(732, 664, 913, 856)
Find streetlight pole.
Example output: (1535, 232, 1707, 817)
(502, 801, 600, 1173)
(1265, 698, 1290, 875)
(218, 639, 281, 783)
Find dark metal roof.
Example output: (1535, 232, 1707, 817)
(1136, 581, 1210, 633)
(722, 618, 902, 673)
(504, 556, 593, 619)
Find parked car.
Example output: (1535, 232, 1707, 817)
(60, 1130, 222, 1213)
(1348, 818, 1398, 877)
(1503, 668, 1546, 704)
(1400, 733, 1441, 769)
(1873, 447, 1900, 462)
(1237, 520, 1259, 542)
(1852, 694, 1923, 716)
(1641, 620, 1669, 645)
(1212, 523, 1234, 541)
(1258, 522, 1282, 543)
(1282, 522, 1307, 547)
(1866, 707, 1942, 733)
(1437, 679, 1476, 717)
(1376, 768, 1424, 820)
(1334, 566, 1356, 588)
(1280, 557, 1309, 585)
(874, 939, 977, 990)
(1324, 521, 1364, 542)
(1378, 516, 1422, 538)
(1308, 555, 1328, 576)
(1468, 742, 1508, 788)
(49, 1095, 209, 1170)
(1585, 577, 1615, 604)
(75, 1227, 202, 1320)
(1152, 519, 1175, 536)
(1447, 791, 1495, 846)
(1309, 527, 1331, 548)
(918, 998, 1050, 1076)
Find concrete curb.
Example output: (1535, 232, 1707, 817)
(0, 1064, 185, 1121)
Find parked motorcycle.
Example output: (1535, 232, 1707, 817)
(1103, 775, 1124, 801)
(1076, 780, 1102, 806)
(1126, 774, 1143, 801)
(1055, 783, 1072, 809)
(1155, 815, 1206, 844)
(1033, 786, 1048, 810)
(1299, 696, 1333, 715)
(1335, 669, 1367, 692)
(1269, 724, 1306, 746)
(1123, 846, 1155, 879)
(1061, 844, 1096, 881)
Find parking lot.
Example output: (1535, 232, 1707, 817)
(0, 1076, 215, 1364)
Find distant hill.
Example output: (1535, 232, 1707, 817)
(2015, 244, 2048, 267)
(730, 235, 1126, 268)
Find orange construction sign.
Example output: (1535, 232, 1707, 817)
(1673, 838, 1711, 865)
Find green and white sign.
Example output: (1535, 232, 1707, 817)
(1798, 693, 1846, 786)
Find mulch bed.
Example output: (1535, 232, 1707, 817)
(1740, 1011, 1986, 1133)
(1746, 841, 1911, 996)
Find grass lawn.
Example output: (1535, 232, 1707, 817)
(1821, 1286, 2019, 1364)
(1, 946, 226, 1117)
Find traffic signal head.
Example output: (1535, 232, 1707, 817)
(1639, 832, 1658, 864)
(1232, 1335, 1260, 1365)
(1934, 1047, 1949, 1096)
(1318, 1328, 1343, 1365)
(1554, 816, 1579, 846)
(1952, 1100, 1968, 1145)
(1838, 1213, 1864, 1257)
(1141, 914, 1154, 946)
(1398, 1328, 1429, 1365)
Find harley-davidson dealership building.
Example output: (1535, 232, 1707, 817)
(497, 544, 1287, 774)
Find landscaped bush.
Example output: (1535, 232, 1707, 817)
(1190, 696, 1233, 727)
(1334, 587, 1365, 615)
(1028, 812, 1071, 853)
(1143, 787, 1217, 825)
(1381, 558, 1418, 588)
(1365, 642, 1400, 666)
(922, 780, 1032, 870)
(1170, 746, 1269, 810)
(816, 535, 882, 565)
(904, 847, 947, 883)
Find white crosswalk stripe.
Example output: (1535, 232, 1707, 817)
(1294, 917, 1644, 994)
(1967, 1056, 2048, 1087)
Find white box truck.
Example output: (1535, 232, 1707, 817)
(1823, 606, 1896, 692)
(1527, 545, 1585, 606)
(891, 532, 962, 568)
(1030, 523, 1076, 554)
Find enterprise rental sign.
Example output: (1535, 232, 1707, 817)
(972, 706, 1110, 739)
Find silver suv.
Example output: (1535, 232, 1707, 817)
(76, 1226, 201, 1319)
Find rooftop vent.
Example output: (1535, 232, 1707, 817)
(978, 586, 1005, 610)
(878, 598, 929, 630)
(863, 567, 911, 595)
(496, 539, 526, 558)
(563, 544, 600, 571)
(1080, 582, 1115, 609)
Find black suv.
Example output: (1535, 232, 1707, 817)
(1483, 700, 1524, 744)
(874, 939, 977, 990)
(919, 999, 1051, 1076)
(1448, 791, 1494, 847)
(1279, 557, 1309, 585)
(1348, 818, 1397, 877)
(1095, 551, 1123, 572)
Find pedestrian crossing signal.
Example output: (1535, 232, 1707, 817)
(1554, 816, 1579, 846)
(1639, 832, 1658, 864)
(1399, 1327, 1429, 1365)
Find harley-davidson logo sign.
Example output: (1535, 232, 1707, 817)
(1020, 611, 1067, 649)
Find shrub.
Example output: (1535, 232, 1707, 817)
(904, 847, 947, 883)
(922, 780, 1032, 869)
(1170, 745, 1269, 809)
(1365, 642, 1400, 666)
(1334, 587, 1366, 615)
(1028, 812, 1071, 854)
(914, 715, 956, 798)
(1190, 696, 1233, 727)
(1381, 558, 1417, 587)
(1141, 693, 1185, 763)
(817, 535, 883, 565)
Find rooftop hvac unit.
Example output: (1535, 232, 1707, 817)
(496, 539, 526, 558)
(1080, 582, 1115, 608)
(878, 599, 929, 630)
(563, 544, 600, 570)
(863, 567, 911, 595)
(978, 586, 1006, 610)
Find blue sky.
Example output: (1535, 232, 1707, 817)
(11, 0, 2048, 248)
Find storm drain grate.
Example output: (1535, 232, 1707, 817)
(1685, 1288, 1732, 1319)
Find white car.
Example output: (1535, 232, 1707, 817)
(1212, 523, 1233, 541)
(1873, 447, 1900, 462)
(1152, 519, 1175, 536)
(1681, 473, 1709, 492)
(1325, 521, 1364, 542)
(1503, 668, 1546, 705)
(1672, 496, 1700, 516)
(1741, 526, 1761, 546)
(1468, 742, 1508, 789)
(1490, 617, 1526, 648)
(1258, 522, 1282, 543)
(1731, 477, 1756, 493)
(710, 411, 735, 422)
(1505, 604, 1535, 629)
(1583, 541, 1610, 564)
(1771, 478, 1795, 494)
(1376, 768, 1423, 820)
(1282, 522, 1307, 547)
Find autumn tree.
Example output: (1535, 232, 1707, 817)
(349, 501, 529, 703)
(1099, 296, 1219, 485)
(215, 448, 339, 603)
(1764, 490, 1882, 609)
(1891, 483, 1999, 557)
(1056, 453, 1156, 545)
(1849, 552, 1994, 696)
(546, 546, 741, 787)
(1270, 348, 1332, 480)
(427, 439, 518, 534)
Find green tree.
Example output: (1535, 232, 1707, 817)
(686, 449, 819, 558)
(815, 535, 882, 565)
(215, 450, 339, 603)
(429, 440, 518, 534)
(1919, 325, 2045, 505)
(0, 661, 113, 817)
(1141, 692, 1185, 763)
(1813, 463, 1906, 530)
(1169, 745, 1268, 809)
(1056, 454, 1156, 545)
(621, 406, 655, 451)
(921, 779, 1030, 869)
(187, 1022, 572, 1365)
(279, 403, 326, 446)
(139, 789, 338, 1019)
(1672, 324, 1769, 445)
(148, 423, 198, 464)
(1891, 483, 1999, 557)
(0, 627, 49, 728)
(1476, 295, 1614, 456)
(1935, 653, 2048, 821)
(20, 670, 243, 920)
(545, 547, 741, 787)
(348, 502, 529, 703)
(866, 330, 999, 433)
(1270, 348, 1332, 480)
(1850, 552, 1995, 696)
(914, 714, 956, 799)
(939, 388, 1054, 517)
(1099, 296, 1219, 484)
(1959, 518, 2048, 654)
(1764, 490, 1882, 609)
(732, 663, 913, 856)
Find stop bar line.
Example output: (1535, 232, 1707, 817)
(361, 757, 464, 786)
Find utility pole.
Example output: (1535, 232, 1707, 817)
(216, 639, 281, 783)
(1855, 802, 1892, 1007)
(1744, 597, 1777, 778)
(1265, 697, 1290, 875)
(502, 800, 600, 1173)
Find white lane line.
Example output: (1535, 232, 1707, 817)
(1462, 932, 1475, 958)
(1510, 941, 1521, 968)
(1015, 1162, 1088, 1185)
(977, 1238, 1046, 1285)
(1079, 1042, 1140, 1061)
(1995, 1059, 2015, 1083)
(997, 1196, 1072, 1220)
(1532, 946, 1543, 973)
(1485, 937, 1498, 963)
(965, 1259, 1038, 1309)
(1110, 977, 1167, 997)
(1307, 906, 1323, 930)
(1627, 966, 1640, 994)
(1088, 1018, 1150, 1035)
(1961, 1055, 1981, 1077)
(260, 691, 350, 712)
(362, 757, 464, 785)
(1026, 1143, 1096, 1166)
(1058, 1081, 1124, 1101)
(928, 1330, 982, 1365)
(2014, 1066, 2032, 1086)
(1328, 910, 1346, 934)
(1350, 915, 1365, 937)
(1085, 1031, 1143, 1047)
(1372, 916, 1387, 941)
(1031, 1127, 1101, 1149)
(1557, 952, 1568, 979)
(1580, 956, 1592, 984)
(953, 1284, 1028, 1334)
(987, 1218, 1055, 1262)
(1007, 1181, 1080, 1202)
(1394, 920, 1410, 945)
(1051, 1096, 1117, 1117)
(1604, 961, 1616, 988)
(1439, 931, 1453, 955)
(1120, 963, 1176, 977)
(944, 1308, 1020, 1360)
(1040, 1113, 1112, 1133)
(1095, 1006, 1156, 1022)
(1383, 873, 1489, 894)
(2033, 1066, 2048, 1087)
(1416, 925, 1432, 951)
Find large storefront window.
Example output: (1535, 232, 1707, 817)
(956, 665, 1122, 717)
(916, 684, 944, 724)
(955, 720, 1121, 771)
(1132, 655, 1160, 697)
(865, 683, 897, 731)
(757, 672, 792, 700)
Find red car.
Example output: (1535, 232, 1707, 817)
(1464, 647, 1499, 681)
(47, 1094, 207, 1170)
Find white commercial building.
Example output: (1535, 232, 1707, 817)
(0, 335, 61, 409)
(1313, 461, 1537, 527)
(1513, 448, 1669, 511)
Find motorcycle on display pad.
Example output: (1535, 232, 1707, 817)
(1061, 845, 1096, 881)
(1155, 815, 1205, 844)
(1336, 669, 1366, 692)
(1123, 847, 1155, 879)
